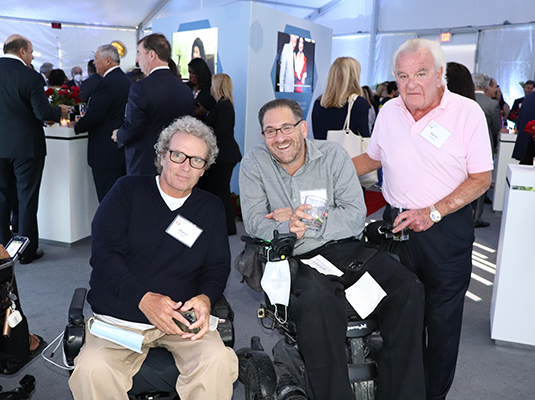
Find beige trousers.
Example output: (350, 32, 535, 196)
(68, 320, 238, 400)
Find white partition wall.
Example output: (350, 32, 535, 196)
(153, 2, 333, 192)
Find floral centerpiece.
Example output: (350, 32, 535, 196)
(45, 85, 82, 106)
(525, 120, 535, 140)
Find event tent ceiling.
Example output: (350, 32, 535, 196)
(0, 0, 346, 30)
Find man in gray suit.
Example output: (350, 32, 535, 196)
(0, 34, 70, 263)
(472, 73, 501, 228)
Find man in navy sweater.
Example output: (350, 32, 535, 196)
(69, 116, 238, 400)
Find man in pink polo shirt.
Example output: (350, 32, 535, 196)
(354, 39, 493, 400)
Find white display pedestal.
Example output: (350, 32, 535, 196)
(37, 126, 99, 245)
(492, 133, 518, 212)
(491, 164, 535, 347)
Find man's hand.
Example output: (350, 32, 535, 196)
(111, 129, 118, 142)
(288, 203, 313, 239)
(392, 208, 434, 234)
(265, 207, 292, 222)
(138, 292, 184, 335)
(59, 105, 71, 118)
(179, 294, 211, 341)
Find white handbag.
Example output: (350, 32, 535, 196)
(326, 94, 378, 188)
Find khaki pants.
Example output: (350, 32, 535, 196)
(68, 320, 238, 400)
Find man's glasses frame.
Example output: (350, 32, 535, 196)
(167, 149, 207, 170)
(262, 119, 302, 139)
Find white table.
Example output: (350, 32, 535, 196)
(37, 126, 99, 245)
(492, 133, 518, 212)
(490, 164, 535, 347)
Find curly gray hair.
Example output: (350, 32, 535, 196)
(154, 116, 219, 174)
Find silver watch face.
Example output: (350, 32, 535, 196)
(430, 210, 441, 222)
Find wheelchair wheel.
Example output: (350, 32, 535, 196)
(244, 356, 276, 400)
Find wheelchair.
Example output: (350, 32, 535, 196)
(235, 231, 384, 400)
(63, 288, 235, 400)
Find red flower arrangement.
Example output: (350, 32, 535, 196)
(525, 120, 535, 140)
(508, 110, 518, 122)
(45, 85, 82, 106)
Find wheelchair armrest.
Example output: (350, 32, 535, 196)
(68, 287, 87, 327)
(64, 288, 87, 367)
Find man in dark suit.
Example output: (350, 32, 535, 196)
(113, 33, 195, 175)
(66, 65, 83, 89)
(79, 59, 102, 104)
(73, 45, 130, 202)
(0, 34, 70, 263)
(509, 80, 534, 123)
(512, 91, 535, 164)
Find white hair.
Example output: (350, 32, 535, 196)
(392, 38, 447, 86)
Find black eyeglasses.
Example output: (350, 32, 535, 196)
(167, 149, 207, 169)
(262, 119, 302, 138)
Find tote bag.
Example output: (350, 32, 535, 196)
(326, 94, 378, 188)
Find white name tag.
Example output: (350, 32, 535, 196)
(420, 120, 451, 149)
(166, 214, 203, 248)
(300, 189, 327, 204)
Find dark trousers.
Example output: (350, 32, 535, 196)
(292, 240, 426, 400)
(397, 205, 474, 400)
(197, 163, 237, 235)
(0, 270, 30, 373)
(0, 157, 45, 256)
(471, 193, 485, 222)
(92, 167, 126, 203)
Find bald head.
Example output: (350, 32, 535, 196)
(3, 34, 34, 67)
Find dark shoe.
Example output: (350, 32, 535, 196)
(474, 220, 490, 228)
(1, 335, 47, 375)
(19, 249, 44, 264)
(28, 334, 47, 362)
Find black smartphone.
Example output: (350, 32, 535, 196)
(5, 236, 30, 260)
(173, 309, 200, 334)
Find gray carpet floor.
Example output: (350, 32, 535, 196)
(0, 202, 533, 399)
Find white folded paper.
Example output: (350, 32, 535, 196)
(301, 254, 343, 277)
(345, 272, 387, 319)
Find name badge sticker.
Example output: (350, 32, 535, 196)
(166, 214, 203, 248)
(420, 120, 452, 149)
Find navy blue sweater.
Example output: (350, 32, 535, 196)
(87, 175, 230, 324)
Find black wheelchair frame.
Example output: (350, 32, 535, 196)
(64, 288, 235, 400)
(235, 231, 385, 400)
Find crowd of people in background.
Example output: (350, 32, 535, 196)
(3, 29, 535, 400)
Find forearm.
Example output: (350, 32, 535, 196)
(435, 171, 492, 218)
(352, 153, 381, 176)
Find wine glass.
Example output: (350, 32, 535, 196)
(79, 104, 86, 117)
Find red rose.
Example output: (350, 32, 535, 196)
(525, 120, 535, 140)
(74, 98, 81, 104)
(61, 84, 69, 89)
(45, 88, 55, 96)
(72, 86, 81, 92)
(71, 91, 78, 98)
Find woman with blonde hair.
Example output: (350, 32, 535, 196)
(312, 57, 370, 140)
(197, 73, 242, 235)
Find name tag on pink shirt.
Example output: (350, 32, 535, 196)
(420, 120, 452, 149)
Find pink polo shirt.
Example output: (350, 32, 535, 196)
(367, 88, 493, 210)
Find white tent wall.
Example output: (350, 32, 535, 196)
(0, 18, 137, 76)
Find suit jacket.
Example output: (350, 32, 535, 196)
(0, 57, 62, 158)
(475, 92, 501, 144)
(74, 67, 130, 169)
(79, 73, 102, 104)
(511, 97, 524, 114)
(116, 68, 195, 175)
(66, 79, 81, 89)
(512, 92, 535, 161)
(204, 99, 242, 165)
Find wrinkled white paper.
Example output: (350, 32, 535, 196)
(301, 254, 343, 277)
(261, 260, 291, 306)
(345, 272, 386, 319)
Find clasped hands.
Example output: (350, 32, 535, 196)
(138, 292, 211, 340)
(265, 204, 328, 239)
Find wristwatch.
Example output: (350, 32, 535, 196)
(429, 205, 442, 223)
